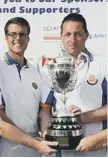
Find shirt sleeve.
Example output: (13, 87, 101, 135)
(41, 83, 52, 104)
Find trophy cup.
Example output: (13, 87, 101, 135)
(38, 48, 84, 150)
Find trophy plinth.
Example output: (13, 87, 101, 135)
(45, 116, 83, 150)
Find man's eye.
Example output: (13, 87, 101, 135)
(75, 33, 82, 37)
(8, 32, 16, 36)
(20, 33, 26, 36)
(7, 32, 27, 38)
(65, 33, 71, 37)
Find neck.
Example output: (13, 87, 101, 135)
(70, 53, 83, 65)
(8, 51, 24, 64)
(72, 54, 80, 63)
(73, 56, 78, 62)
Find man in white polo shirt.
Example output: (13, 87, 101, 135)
(0, 17, 57, 157)
(39, 13, 107, 157)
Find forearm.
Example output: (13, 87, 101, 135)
(0, 118, 25, 143)
(0, 107, 15, 125)
(0, 118, 42, 150)
(80, 105, 107, 124)
(39, 104, 52, 132)
(19, 133, 41, 150)
(94, 129, 107, 147)
(88, 129, 108, 150)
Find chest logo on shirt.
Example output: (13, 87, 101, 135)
(87, 73, 98, 85)
(32, 82, 38, 89)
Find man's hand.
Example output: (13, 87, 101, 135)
(76, 134, 107, 152)
(36, 140, 58, 156)
(67, 105, 81, 116)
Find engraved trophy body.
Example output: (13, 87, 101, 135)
(39, 49, 84, 150)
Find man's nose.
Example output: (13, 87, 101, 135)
(70, 34, 76, 41)
(15, 34, 20, 39)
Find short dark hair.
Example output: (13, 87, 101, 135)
(4, 17, 30, 35)
(61, 13, 89, 36)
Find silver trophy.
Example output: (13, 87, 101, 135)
(38, 47, 88, 150)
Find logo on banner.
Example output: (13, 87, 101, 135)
(88, 33, 107, 39)
(42, 25, 60, 41)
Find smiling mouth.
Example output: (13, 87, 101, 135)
(14, 43, 22, 46)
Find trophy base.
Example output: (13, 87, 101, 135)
(45, 134, 83, 150)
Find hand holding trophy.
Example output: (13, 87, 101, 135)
(38, 46, 90, 150)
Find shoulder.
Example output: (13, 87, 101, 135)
(27, 60, 38, 71)
(91, 54, 107, 78)
(91, 54, 107, 71)
(0, 60, 7, 72)
(92, 54, 107, 65)
(0, 59, 6, 66)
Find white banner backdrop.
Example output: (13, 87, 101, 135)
(0, 0, 107, 63)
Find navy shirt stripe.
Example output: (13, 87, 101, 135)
(45, 90, 56, 112)
(102, 78, 108, 129)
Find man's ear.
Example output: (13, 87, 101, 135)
(5, 35, 8, 41)
(28, 36, 30, 42)
(86, 32, 89, 40)
(84, 34, 88, 42)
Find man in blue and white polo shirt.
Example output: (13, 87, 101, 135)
(0, 17, 57, 156)
(40, 13, 107, 157)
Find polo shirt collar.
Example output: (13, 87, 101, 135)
(82, 47, 93, 63)
(4, 52, 29, 68)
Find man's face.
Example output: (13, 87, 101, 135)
(5, 24, 29, 57)
(61, 21, 88, 57)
